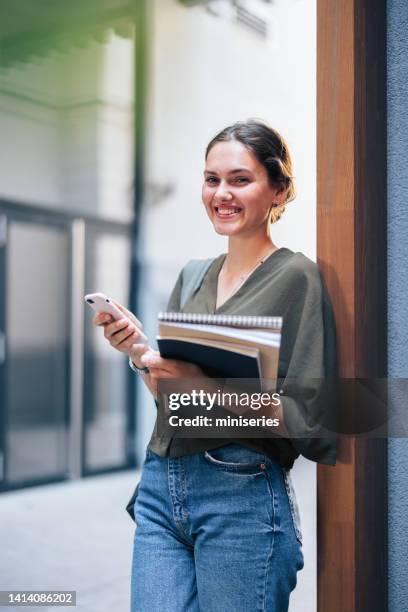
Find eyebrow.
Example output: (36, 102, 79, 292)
(204, 168, 253, 175)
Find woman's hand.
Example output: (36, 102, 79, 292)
(140, 350, 208, 396)
(91, 299, 149, 367)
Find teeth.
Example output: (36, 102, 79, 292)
(216, 207, 241, 215)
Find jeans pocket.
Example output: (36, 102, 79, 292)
(126, 449, 156, 522)
(282, 468, 303, 544)
(126, 481, 140, 523)
(204, 443, 267, 474)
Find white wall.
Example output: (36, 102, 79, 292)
(139, 1, 317, 610)
(145, 0, 316, 271)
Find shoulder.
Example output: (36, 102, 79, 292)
(282, 250, 322, 281)
(181, 255, 222, 270)
(181, 256, 218, 273)
(277, 250, 325, 299)
(287, 251, 321, 276)
(179, 256, 219, 286)
(177, 255, 221, 309)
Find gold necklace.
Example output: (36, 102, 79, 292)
(220, 246, 278, 296)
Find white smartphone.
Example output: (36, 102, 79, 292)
(84, 292, 126, 321)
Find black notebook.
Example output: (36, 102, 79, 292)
(156, 312, 282, 380)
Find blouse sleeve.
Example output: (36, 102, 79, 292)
(278, 264, 338, 465)
(165, 269, 183, 311)
(150, 270, 183, 411)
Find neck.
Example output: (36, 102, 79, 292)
(224, 232, 277, 274)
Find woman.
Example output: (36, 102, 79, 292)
(93, 120, 337, 612)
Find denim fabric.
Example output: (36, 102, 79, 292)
(130, 443, 304, 612)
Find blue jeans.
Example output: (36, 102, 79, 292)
(130, 443, 304, 612)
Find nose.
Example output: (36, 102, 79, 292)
(214, 181, 233, 201)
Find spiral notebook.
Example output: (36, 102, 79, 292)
(156, 312, 282, 379)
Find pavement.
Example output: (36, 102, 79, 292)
(0, 459, 316, 612)
(0, 470, 140, 612)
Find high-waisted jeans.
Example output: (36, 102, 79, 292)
(130, 443, 304, 612)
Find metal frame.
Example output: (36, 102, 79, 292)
(127, 0, 149, 467)
(69, 219, 86, 479)
(0, 213, 7, 485)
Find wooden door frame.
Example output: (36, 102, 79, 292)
(316, 1, 387, 611)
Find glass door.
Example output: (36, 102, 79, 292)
(0, 203, 136, 491)
(0, 211, 71, 489)
(83, 223, 134, 474)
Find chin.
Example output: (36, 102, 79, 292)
(206, 210, 245, 236)
(214, 227, 232, 236)
(212, 223, 241, 236)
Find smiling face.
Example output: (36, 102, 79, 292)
(202, 140, 285, 238)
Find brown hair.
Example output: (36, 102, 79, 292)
(205, 120, 296, 223)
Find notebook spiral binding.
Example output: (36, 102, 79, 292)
(158, 312, 282, 329)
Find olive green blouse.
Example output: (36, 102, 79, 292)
(147, 247, 337, 468)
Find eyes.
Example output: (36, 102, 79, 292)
(204, 176, 250, 186)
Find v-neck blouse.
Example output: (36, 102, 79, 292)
(194, 247, 292, 314)
(147, 247, 337, 468)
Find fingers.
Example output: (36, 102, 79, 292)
(111, 299, 143, 328)
(142, 355, 190, 372)
(148, 367, 172, 380)
(140, 350, 167, 369)
(141, 354, 196, 380)
(112, 328, 140, 350)
(92, 312, 113, 326)
(104, 319, 147, 351)
(104, 318, 130, 339)
(142, 355, 206, 382)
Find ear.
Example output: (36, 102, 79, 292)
(273, 184, 288, 206)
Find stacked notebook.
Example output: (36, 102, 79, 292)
(156, 312, 282, 379)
